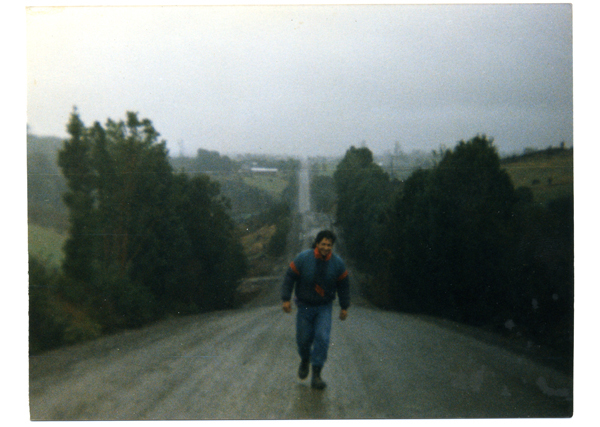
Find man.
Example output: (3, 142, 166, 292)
(281, 230, 350, 390)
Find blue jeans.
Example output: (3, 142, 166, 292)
(295, 302, 333, 368)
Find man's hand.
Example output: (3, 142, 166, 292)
(282, 300, 292, 313)
(339, 309, 348, 321)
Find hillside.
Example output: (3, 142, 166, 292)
(27, 134, 69, 232)
(28, 223, 66, 268)
(501, 147, 573, 204)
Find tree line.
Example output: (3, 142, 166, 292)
(29, 110, 248, 353)
(332, 136, 573, 370)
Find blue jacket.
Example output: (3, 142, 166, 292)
(281, 247, 350, 310)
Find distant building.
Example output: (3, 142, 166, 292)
(250, 167, 278, 174)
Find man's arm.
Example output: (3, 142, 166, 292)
(337, 271, 350, 320)
(337, 273, 350, 310)
(281, 261, 299, 313)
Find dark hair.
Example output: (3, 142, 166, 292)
(312, 230, 336, 248)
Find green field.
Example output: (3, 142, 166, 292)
(28, 223, 66, 268)
(242, 174, 290, 199)
(502, 150, 573, 204)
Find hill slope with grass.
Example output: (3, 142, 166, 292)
(502, 147, 573, 204)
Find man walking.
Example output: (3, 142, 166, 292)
(281, 230, 350, 390)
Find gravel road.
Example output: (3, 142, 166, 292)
(29, 275, 572, 420)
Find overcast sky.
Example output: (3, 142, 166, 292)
(26, 3, 573, 158)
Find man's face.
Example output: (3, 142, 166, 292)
(316, 238, 333, 258)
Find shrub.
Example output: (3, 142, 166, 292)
(29, 256, 102, 353)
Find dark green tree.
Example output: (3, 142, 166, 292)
(57, 109, 97, 299)
(387, 135, 518, 323)
(385, 168, 434, 311)
(57, 110, 248, 330)
(333, 146, 392, 274)
(194, 148, 238, 173)
(427, 136, 517, 322)
(170, 173, 247, 311)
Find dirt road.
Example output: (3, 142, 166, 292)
(29, 275, 572, 420)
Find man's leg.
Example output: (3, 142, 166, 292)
(310, 303, 333, 366)
(296, 304, 314, 378)
(310, 303, 332, 389)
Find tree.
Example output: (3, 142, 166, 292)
(57, 109, 97, 296)
(194, 148, 238, 173)
(385, 168, 434, 311)
(57, 110, 248, 330)
(386, 135, 518, 323)
(170, 173, 247, 311)
(333, 146, 392, 274)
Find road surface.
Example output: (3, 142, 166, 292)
(29, 159, 572, 420)
(28, 282, 573, 420)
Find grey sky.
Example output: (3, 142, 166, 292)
(26, 4, 573, 157)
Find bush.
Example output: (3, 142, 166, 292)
(268, 216, 292, 257)
(29, 256, 102, 353)
(88, 265, 158, 330)
(29, 257, 66, 353)
(61, 310, 102, 345)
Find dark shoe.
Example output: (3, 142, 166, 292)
(311, 365, 327, 390)
(298, 359, 310, 380)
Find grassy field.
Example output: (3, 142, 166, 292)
(502, 150, 573, 204)
(28, 223, 66, 268)
(242, 173, 290, 199)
